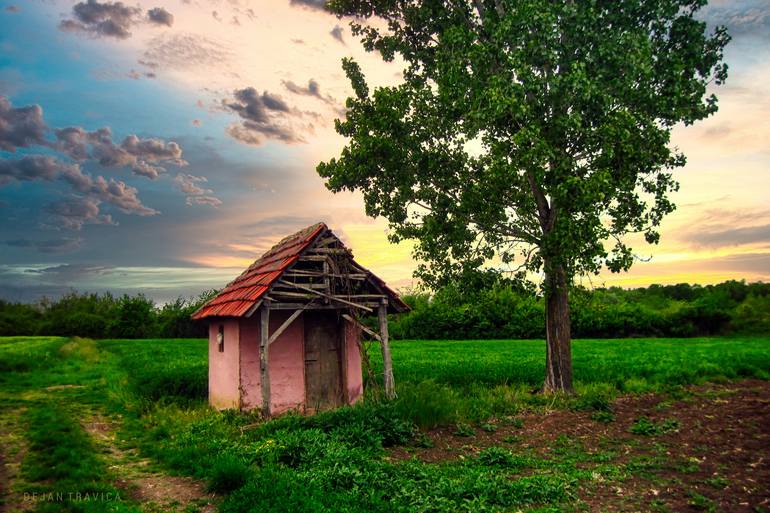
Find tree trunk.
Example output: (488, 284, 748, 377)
(542, 262, 574, 393)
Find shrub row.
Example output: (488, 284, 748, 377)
(390, 280, 770, 339)
(0, 291, 216, 339)
(1, 280, 767, 340)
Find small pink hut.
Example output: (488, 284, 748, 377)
(192, 222, 408, 416)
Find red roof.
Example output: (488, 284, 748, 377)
(192, 222, 409, 320)
(192, 222, 326, 319)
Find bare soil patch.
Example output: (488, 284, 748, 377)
(389, 380, 770, 513)
(83, 413, 217, 513)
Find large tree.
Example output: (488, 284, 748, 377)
(317, 0, 729, 392)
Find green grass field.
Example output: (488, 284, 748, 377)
(0, 336, 768, 512)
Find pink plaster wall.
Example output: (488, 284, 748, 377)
(267, 312, 306, 414)
(238, 317, 261, 411)
(208, 319, 241, 409)
(210, 311, 365, 414)
(344, 320, 364, 404)
(238, 312, 306, 414)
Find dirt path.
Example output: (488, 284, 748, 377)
(82, 414, 218, 513)
(0, 409, 30, 513)
(390, 379, 770, 513)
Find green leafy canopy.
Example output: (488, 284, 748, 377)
(318, 0, 729, 290)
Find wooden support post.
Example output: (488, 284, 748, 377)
(378, 299, 396, 400)
(260, 300, 271, 418)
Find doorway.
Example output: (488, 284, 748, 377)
(304, 312, 342, 411)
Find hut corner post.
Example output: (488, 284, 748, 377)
(378, 299, 396, 399)
(260, 300, 271, 418)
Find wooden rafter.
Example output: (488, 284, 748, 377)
(277, 279, 373, 313)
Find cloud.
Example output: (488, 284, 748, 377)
(59, 0, 143, 39)
(25, 263, 114, 282)
(683, 224, 770, 249)
(222, 87, 311, 146)
(137, 59, 159, 70)
(44, 197, 116, 230)
(0, 96, 49, 152)
(0, 155, 75, 185)
(5, 5, 19, 13)
(0, 155, 158, 228)
(700, 2, 770, 40)
(174, 173, 210, 195)
(174, 173, 222, 207)
(4, 237, 83, 254)
(282, 78, 337, 106)
(289, 0, 327, 12)
(143, 33, 232, 70)
(186, 195, 223, 207)
(147, 7, 173, 27)
(330, 25, 345, 44)
(59, 0, 174, 39)
(55, 126, 187, 179)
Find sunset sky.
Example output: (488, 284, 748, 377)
(0, 0, 768, 303)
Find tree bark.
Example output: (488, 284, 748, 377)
(542, 261, 574, 393)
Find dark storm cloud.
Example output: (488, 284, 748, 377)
(59, 0, 174, 40)
(330, 25, 345, 44)
(4, 237, 83, 254)
(147, 7, 174, 27)
(55, 126, 187, 180)
(143, 33, 232, 70)
(0, 96, 48, 152)
(222, 87, 310, 146)
(289, 0, 327, 12)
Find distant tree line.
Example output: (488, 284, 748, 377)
(0, 291, 217, 339)
(391, 279, 770, 340)
(0, 280, 767, 340)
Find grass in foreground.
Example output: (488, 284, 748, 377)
(0, 336, 768, 512)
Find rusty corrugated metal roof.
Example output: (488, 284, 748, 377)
(191, 222, 326, 319)
(191, 221, 410, 320)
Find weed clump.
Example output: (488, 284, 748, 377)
(207, 453, 251, 494)
(629, 416, 681, 436)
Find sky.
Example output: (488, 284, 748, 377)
(0, 0, 768, 303)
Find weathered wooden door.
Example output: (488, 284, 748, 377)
(304, 313, 342, 411)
